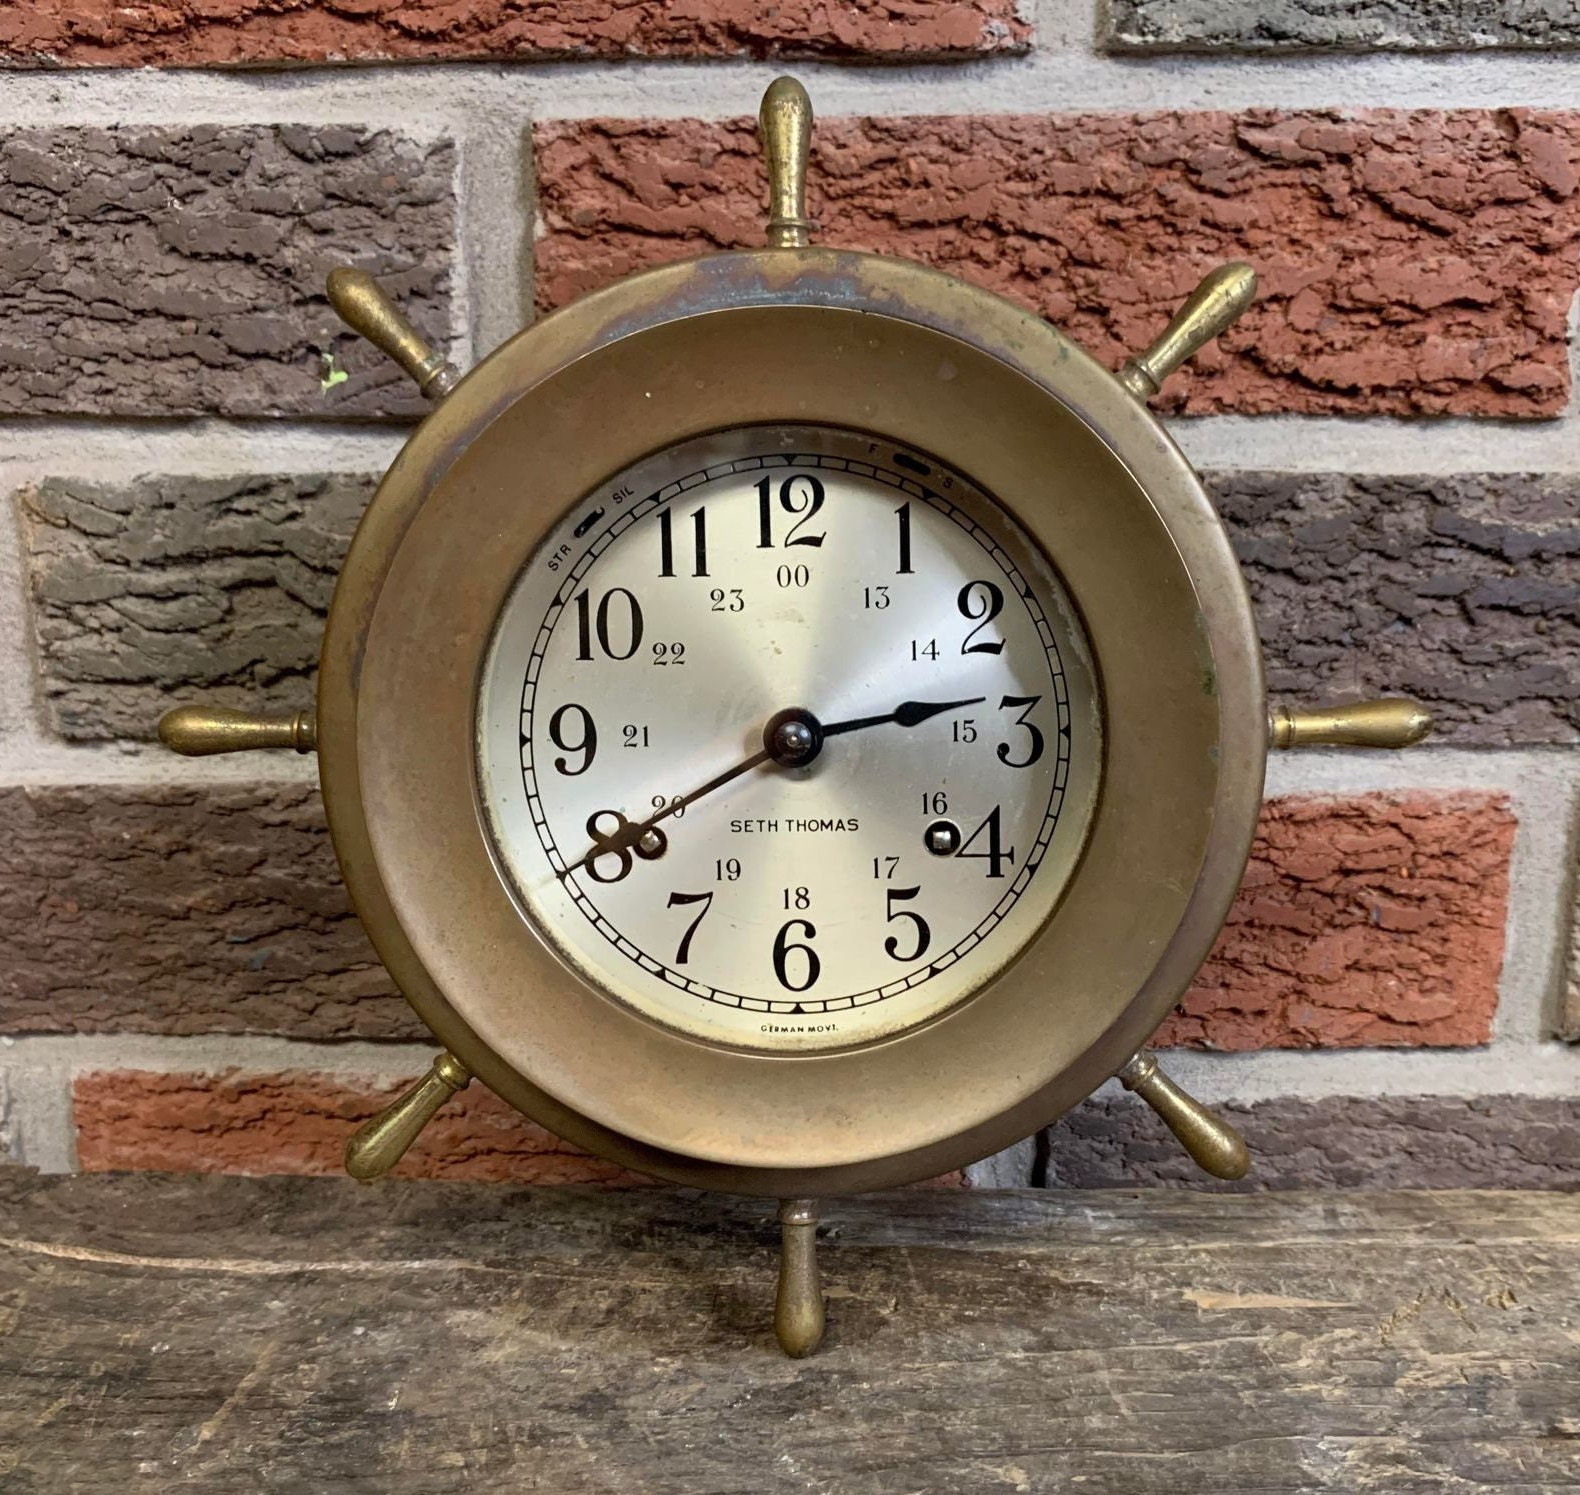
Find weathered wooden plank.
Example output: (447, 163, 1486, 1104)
(1, 1170, 1578, 1493)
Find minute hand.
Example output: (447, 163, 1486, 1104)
(821, 696, 985, 738)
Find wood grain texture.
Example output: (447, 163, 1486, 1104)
(0, 1171, 1577, 1493)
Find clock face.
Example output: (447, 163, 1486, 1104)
(477, 425, 1101, 1052)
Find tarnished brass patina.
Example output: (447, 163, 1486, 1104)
(325, 268, 459, 400)
(157, 704, 316, 756)
(344, 1052, 472, 1182)
(1118, 1051, 1250, 1181)
(775, 1199, 825, 1357)
(153, 76, 1433, 1355)
(1271, 698, 1434, 750)
(1118, 262, 1258, 401)
(760, 77, 816, 249)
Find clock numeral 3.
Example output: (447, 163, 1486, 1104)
(996, 694, 1044, 768)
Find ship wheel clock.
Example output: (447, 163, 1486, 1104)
(158, 79, 1432, 1357)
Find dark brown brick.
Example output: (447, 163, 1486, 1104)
(0, 126, 454, 419)
(1104, 0, 1580, 54)
(1216, 471, 1580, 745)
(534, 111, 1580, 417)
(0, 0, 1030, 66)
(1165, 793, 1514, 1050)
(20, 473, 371, 741)
(1046, 1092, 1580, 1190)
(0, 783, 413, 1039)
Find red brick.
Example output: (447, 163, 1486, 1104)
(534, 111, 1580, 417)
(0, 0, 1029, 66)
(1162, 793, 1515, 1050)
(73, 1070, 643, 1183)
(72, 1069, 969, 1185)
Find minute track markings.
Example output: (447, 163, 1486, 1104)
(512, 442, 1076, 1019)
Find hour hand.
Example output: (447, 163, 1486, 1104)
(822, 696, 985, 738)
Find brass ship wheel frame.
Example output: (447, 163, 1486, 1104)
(158, 79, 1431, 1358)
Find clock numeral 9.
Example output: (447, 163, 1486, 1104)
(772, 919, 820, 992)
(756, 474, 826, 550)
(573, 587, 643, 662)
(547, 703, 596, 776)
(883, 886, 931, 962)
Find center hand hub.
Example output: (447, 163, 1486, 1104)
(764, 707, 825, 767)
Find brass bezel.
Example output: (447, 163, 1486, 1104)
(318, 249, 1266, 1197)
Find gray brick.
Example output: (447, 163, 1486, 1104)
(1214, 471, 1580, 746)
(0, 783, 416, 1039)
(21, 473, 372, 740)
(1047, 1092, 1580, 1189)
(0, 127, 455, 419)
(1103, 0, 1580, 53)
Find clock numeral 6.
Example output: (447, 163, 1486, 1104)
(772, 919, 820, 992)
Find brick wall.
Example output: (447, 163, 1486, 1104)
(2, 0, 1579, 1192)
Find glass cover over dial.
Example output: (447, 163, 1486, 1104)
(478, 425, 1101, 1051)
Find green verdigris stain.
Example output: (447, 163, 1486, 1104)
(320, 353, 349, 393)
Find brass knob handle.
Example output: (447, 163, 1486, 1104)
(774, 1198, 826, 1357)
(157, 705, 316, 756)
(1270, 699, 1433, 750)
(759, 77, 816, 249)
(1119, 1052, 1250, 1180)
(1119, 261, 1257, 399)
(325, 267, 459, 400)
(344, 1053, 472, 1183)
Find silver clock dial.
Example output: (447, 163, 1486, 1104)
(478, 426, 1101, 1052)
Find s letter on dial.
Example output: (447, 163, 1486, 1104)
(478, 426, 1102, 1051)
